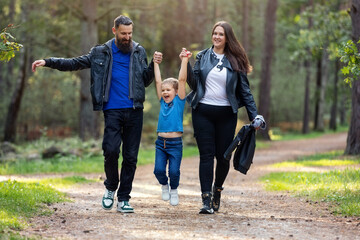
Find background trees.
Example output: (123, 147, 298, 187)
(0, 0, 357, 154)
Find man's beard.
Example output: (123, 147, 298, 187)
(116, 36, 132, 53)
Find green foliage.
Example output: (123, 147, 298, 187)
(287, 5, 351, 61)
(0, 180, 67, 231)
(0, 0, 353, 140)
(338, 40, 360, 86)
(0, 25, 23, 62)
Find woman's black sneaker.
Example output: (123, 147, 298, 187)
(199, 192, 214, 214)
(212, 186, 224, 211)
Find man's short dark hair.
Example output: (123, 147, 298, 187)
(114, 15, 133, 28)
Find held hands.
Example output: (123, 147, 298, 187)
(153, 51, 163, 64)
(31, 59, 45, 72)
(179, 48, 192, 61)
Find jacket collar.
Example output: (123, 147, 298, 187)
(209, 47, 233, 71)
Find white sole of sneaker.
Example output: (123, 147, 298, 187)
(117, 209, 134, 213)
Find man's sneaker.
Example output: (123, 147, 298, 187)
(102, 189, 115, 210)
(169, 189, 179, 206)
(199, 192, 214, 214)
(117, 201, 134, 213)
(161, 184, 170, 201)
(212, 186, 224, 211)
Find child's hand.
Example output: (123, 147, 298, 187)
(153, 51, 163, 64)
(179, 48, 192, 60)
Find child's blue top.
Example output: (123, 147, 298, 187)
(157, 95, 186, 133)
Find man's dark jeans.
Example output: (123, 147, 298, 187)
(102, 108, 143, 201)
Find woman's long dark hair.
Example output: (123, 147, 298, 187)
(212, 21, 252, 74)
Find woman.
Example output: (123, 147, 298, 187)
(186, 21, 260, 214)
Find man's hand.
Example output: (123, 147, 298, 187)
(153, 51, 163, 64)
(32, 60, 45, 72)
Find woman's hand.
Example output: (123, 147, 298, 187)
(179, 48, 192, 60)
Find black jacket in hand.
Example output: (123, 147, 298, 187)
(44, 39, 154, 111)
(223, 124, 256, 175)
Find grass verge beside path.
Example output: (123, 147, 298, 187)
(261, 151, 360, 217)
(0, 176, 94, 239)
(0, 180, 67, 237)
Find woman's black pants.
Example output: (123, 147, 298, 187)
(192, 103, 237, 193)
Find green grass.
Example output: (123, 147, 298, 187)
(272, 150, 360, 168)
(270, 125, 348, 141)
(0, 180, 67, 232)
(25, 176, 97, 188)
(261, 151, 360, 217)
(0, 146, 199, 175)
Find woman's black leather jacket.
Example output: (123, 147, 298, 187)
(186, 47, 258, 121)
(44, 39, 154, 111)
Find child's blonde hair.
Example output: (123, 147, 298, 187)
(161, 78, 179, 91)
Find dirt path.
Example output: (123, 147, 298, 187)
(20, 132, 360, 240)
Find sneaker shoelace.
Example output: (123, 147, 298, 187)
(106, 190, 114, 198)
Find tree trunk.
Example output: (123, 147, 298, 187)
(339, 88, 347, 126)
(314, 46, 329, 131)
(240, 0, 250, 52)
(302, 59, 311, 134)
(6, 0, 16, 91)
(329, 60, 339, 131)
(191, 0, 208, 50)
(3, 2, 29, 142)
(258, 0, 278, 140)
(162, 0, 189, 76)
(78, 0, 100, 140)
(345, 0, 360, 155)
(313, 58, 321, 130)
(302, 0, 313, 134)
(3, 48, 28, 142)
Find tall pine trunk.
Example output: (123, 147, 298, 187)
(302, 59, 311, 134)
(258, 0, 278, 140)
(345, 0, 360, 155)
(78, 0, 100, 140)
(302, 0, 313, 134)
(329, 60, 340, 131)
(314, 58, 321, 130)
(314, 46, 329, 131)
(3, 2, 29, 142)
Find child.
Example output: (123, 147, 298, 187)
(153, 48, 192, 206)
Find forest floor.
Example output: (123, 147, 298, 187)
(15, 132, 360, 239)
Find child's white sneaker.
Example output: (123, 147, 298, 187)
(170, 189, 179, 206)
(161, 184, 170, 201)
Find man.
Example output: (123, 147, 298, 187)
(32, 15, 163, 213)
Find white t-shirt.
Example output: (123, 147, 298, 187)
(199, 52, 230, 106)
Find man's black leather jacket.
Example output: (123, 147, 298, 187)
(44, 39, 154, 111)
(186, 47, 258, 121)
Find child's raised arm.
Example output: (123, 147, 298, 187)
(154, 51, 162, 100)
(178, 48, 192, 100)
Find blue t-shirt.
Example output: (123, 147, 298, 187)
(103, 40, 133, 110)
(157, 95, 186, 133)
